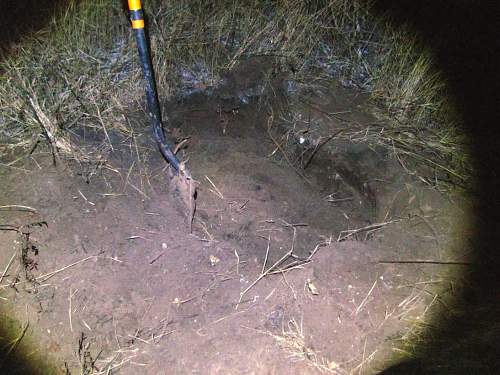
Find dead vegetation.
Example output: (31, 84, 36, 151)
(254, 318, 348, 374)
(0, 0, 469, 187)
(0, 205, 47, 289)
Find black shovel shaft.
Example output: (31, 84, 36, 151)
(128, 1, 180, 172)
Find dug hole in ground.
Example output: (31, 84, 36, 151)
(0, 54, 471, 374)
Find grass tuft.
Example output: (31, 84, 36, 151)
(0, 1, 469, 186)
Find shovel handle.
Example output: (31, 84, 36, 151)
(128, 0, 181, 172)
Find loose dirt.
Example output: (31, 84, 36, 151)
(0, 60, 468, 374)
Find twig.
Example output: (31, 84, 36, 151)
(205, 176, 224, 199)
(35, 256, 96, 283)
(28, 94, 76, 165)
(326, 196, 354, 203)
(0, 251, 17, 284)
(239, 200, 249, 210)
(78, 190, 95, 206)
(82, 320, 92, 331)
(4, 321, 29, 359)
(237, 248, 293, 309)
(262, 235, 271, 274)
(92, 102, 114, 151)
(149, 252, 165, 264)
(377, 259, 471, 265)
(234, 249, 240, 275)
(0, 163, 31, 172)
(337, 219, 400, 241)
(127, 235, 151, 241)
(68, 288, 78, 332)
(173, 138, 189, 154)
(278, 219, 308, 227)
(354, 280, 377, 315)
(172, 296, 196, 307)
(281, 272, 297, 300)
(236, 238, 330, 308)
(268, 262, 309, 275)
(0, 205, 38, 213)
(151, 329, 175, 343)
(196, 309, 250, 336)
(303, 132, 341, 169)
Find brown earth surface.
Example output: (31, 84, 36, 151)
(0, 61, 468, 374)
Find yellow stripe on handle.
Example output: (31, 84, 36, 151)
(131, 19, 145, 29)
(128, 0, 142, 11)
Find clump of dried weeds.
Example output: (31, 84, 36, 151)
(0, 0, 469, 187)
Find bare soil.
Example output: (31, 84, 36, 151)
(0, 61, 467, 374)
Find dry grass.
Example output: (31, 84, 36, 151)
(0, 0, 468, 187)
(257, 317, 347, 374)
(0, 1, 134, 165)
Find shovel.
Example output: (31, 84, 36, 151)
(127, 0, 196, 230)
